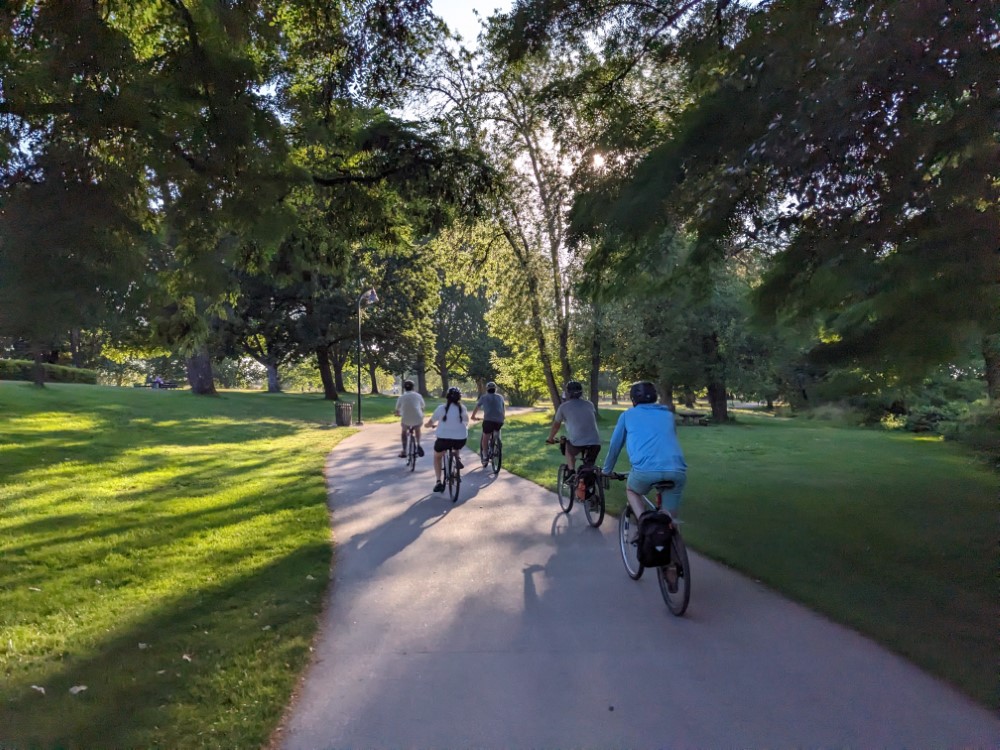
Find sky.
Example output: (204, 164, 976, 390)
(431, 0, 513, 46)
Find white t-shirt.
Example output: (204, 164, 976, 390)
(395, 391, 425, 426)
(431, 402, 469, 440)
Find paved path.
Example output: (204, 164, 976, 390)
(281, 424, 999, 749)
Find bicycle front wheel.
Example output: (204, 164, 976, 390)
(557, 464, 573, 513)
(448, 451, 461, 503)
(584, 477, 605, 528)
(658, 530, 691, 616)
(619, 506, 643, 579)
(491, 437, 502, 474)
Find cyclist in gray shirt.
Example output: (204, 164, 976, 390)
(545, 380, 601, 476)
(471, 381, 505, 459)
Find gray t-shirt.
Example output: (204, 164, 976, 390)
(475, 392, 505, 422)
(555, 398, 600, 446)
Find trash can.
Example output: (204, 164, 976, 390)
(335, 401, 353, 427)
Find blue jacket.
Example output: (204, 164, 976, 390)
(602, 404, 687, 474)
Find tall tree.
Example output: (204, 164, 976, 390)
(509, 0, 1000, 397)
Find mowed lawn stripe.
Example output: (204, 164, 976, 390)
(0, 383, 350, 748)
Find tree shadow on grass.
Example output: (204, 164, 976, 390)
(1, 544, 331, 750)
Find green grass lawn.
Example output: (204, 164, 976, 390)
(3, 384, 996, 747)
(0, 382, 395, 748)
(494, 407, 999, 709)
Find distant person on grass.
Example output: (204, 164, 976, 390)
(602, 381, 687, 525)
(394, 379, 425, 458)
(545, 380, 601, 479)
(470, 381, 505, 461)
(425, 387, 468, 493)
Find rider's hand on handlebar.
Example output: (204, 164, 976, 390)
(545, 438, 556, 445)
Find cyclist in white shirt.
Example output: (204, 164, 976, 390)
(394, 379, 425, 458)
(425, 386, 468, 493)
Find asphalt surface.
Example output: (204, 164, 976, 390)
(280, 423, 999, 749)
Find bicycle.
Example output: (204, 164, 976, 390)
(551, 439, 604, 527)
(405, 426, 420, 472)
(442, 447, 462, 503)
(480, 427, 502, 474)
(606, 472, 691, 616)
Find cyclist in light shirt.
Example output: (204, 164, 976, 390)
(394, 379, 425, 458)
(425, 387, 469, 493)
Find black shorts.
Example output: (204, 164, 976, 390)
(567, 442, 601, 464)
(482, 420, 504, 434)
(434, 437, 467, 453)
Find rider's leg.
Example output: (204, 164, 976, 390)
(625, 488, 647, 520)
(565, 443, 578, 473)
(400, 425, 408, 455)
(480, 429, 488, 455)
(433, 450, 443, 481)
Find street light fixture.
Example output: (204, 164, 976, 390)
(356, 288, 378, 425)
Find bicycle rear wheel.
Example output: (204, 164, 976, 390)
(657, 529, 691, 616)
(583, 476, 605, 528)
(447, 451, 461, 503)
(491, 437, 502, 474)
(618, 506, 643, 579)
(557, 464, 573, 513)
(407, 432, 417, 472)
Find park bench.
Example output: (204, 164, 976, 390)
(675, 409, 709, 426)
(132, 381, 180, 389)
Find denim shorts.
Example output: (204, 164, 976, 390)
(627, 469, 686, 513)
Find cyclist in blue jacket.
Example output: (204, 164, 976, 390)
(602, 381, 687, 523)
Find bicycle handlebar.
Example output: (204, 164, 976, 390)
(602, 470, 627, 481)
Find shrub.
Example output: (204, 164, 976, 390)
(0, 359, 98, 384)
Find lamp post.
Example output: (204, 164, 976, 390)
(356, 288, 378, 425)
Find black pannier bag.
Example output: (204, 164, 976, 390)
(636, 510, 674, 567)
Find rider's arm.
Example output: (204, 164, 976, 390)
(545, 418, 562, 443)
(546, 403, 565, 443)
(602, 413, 627, 474)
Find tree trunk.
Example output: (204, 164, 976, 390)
(416, 353, 430, 398)
(186, 348, 217, 395)
(659, 380, 675, 409)
(368, 359, 379, 395)
(499, 225, 562, 408)
(32, 348, 46, 387)
(984, 334, 1000, 402)
(438, 358, 450, 395)
(611, 387, 618, 405)
(558, 290, 571, 385)
(265, 362, 281, 393)
(708, 381, 728, 422)
(589, 303, 601, 413)
(702, 332, 728, 421)
(70, 329, 81, 368)
(332, 344, 347, 394)
(683, 389, 696, 408)
(316, 345, 337, 400)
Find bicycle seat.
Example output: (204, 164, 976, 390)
(651, 480, 676, 491)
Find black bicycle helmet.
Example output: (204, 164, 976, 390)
(629, 381, 658, 405)
(446, 386, 462, 403)
(403, 379, 414, 391)
(486, 381, 497, 393)
(565, 380, 583, 399)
